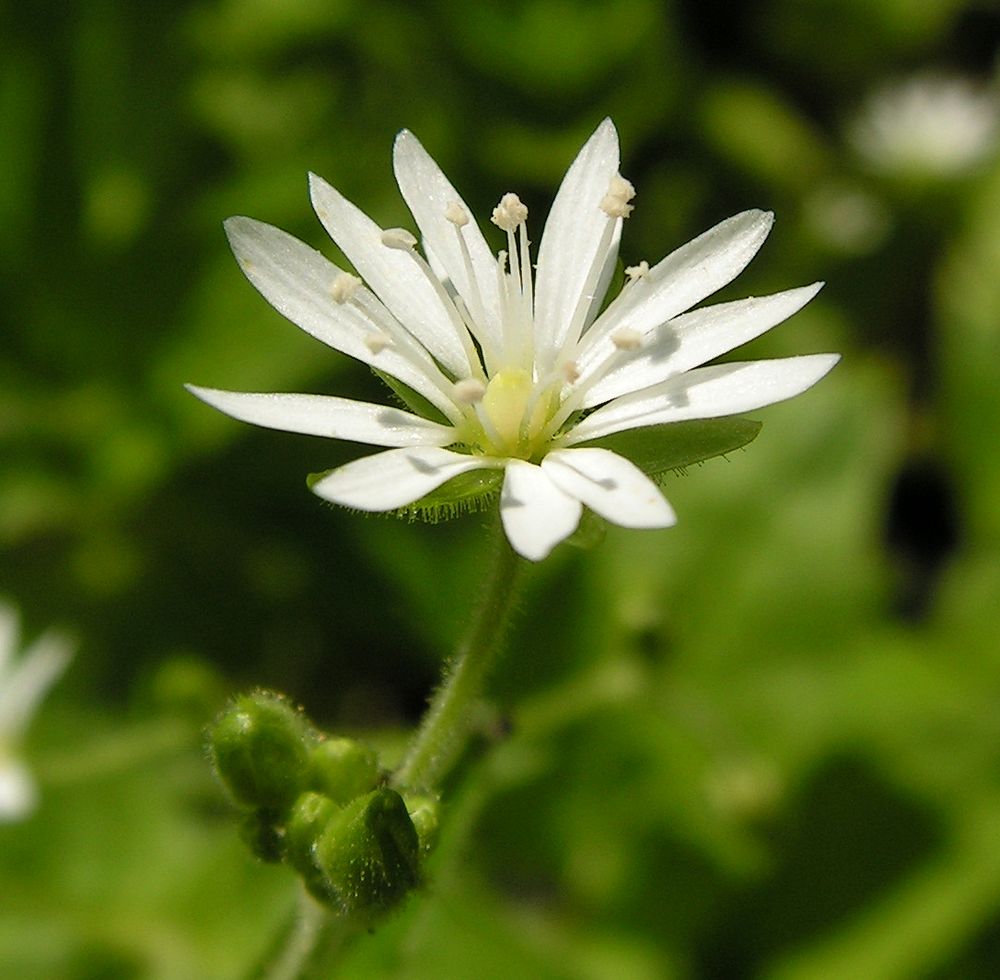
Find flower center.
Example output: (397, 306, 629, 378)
(477, 368, 552, 457)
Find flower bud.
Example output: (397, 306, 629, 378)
(207, 691, 314, 810)
(285, 791, 340, 904)
(315, 788, 420, 918)
(308, 737, 381, 805)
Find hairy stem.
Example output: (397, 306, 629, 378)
(393, 523, 525, 793)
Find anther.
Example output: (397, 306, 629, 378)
(380, 227, 417, 250)
(329, 272, 363, 303)
(364, 329, 393, 354)
(562, 361, 581, 384)
(600, 174, 636, 218)
(452, 378, 487, 404)
(445, 201, 469, 227)
(491, 193, 528, 232)
(625, 260, 650, 282)
(611, 328, 642, 351)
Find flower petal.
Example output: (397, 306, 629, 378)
(0, 759, 36, 821)
(542, 448, 676, 528)
(0, 633, 71, 738)
(577, 210, 775, 363)
(309, 173, 471, 378)
(533, 119, 621, 365)
(0, 601, 18, 679)
(580, 283, 824, 406)
(393, 130, 503, 357)
(565, 354, 841, 444)
(311, 447, 494, 511)
(224, 217, 455, 416)
(500, 460, 582, 561)
(185, 386, 456, 447)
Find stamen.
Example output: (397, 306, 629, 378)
(448, 204, 498, 372)
(364, 329, 393, 354)
(445, 201, 469, 227)
(600, 174, 636, 218)
(611, 328, 642, 351)
(381, 227, 418, 250)
(452, 378, 487, 404)
(329, 272, 362, 303)
(389, 239, 487, 382)
(491, 193, 528, 232)
(625, 260, 650, 282)
(562, 361, 580, 384)
(518, 221, 535, 338)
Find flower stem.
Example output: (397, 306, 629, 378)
(393, 522, 525, 793)
(251, 887, 359, 980)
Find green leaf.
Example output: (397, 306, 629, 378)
(578, 417, 762, 477)
(373, 369, 450, 425)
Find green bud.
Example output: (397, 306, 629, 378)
(285, 791, 340, 905)
(208, 691, 314, 810)
(315, 788, 420, 918)
(404, 795, 440, 855)
(309, 737, 381, 805)
(239, 809, 285, 863)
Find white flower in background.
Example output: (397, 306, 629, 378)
(850, 73, 999, 177)
(0, 601, 73, 821)
(189, 120, 837, 561)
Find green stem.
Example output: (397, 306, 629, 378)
(251, 887, 359, 980)
(393, 522, 525, 793)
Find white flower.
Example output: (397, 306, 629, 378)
(189, 120, 837, 561)
(0, 600, 72, 821)
(850, 73, 999, 177)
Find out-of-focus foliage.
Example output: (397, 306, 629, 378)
(2, 0, 1000, 976)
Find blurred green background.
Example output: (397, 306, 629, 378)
(3, 0, 1000, 976)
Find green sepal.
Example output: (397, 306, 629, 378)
(315, 788, 421, 918)
(563, 507, 608, 551)
(308, 737, 381, 805)
(404, 794, 441, 855)
(578, 417, 762, 478)
(392, 466, 503, 522)
(372, 369, 450, 426)
(239, 808, 286, 863)
(286, 791, 340, 904)
(207, 691, 316, 810)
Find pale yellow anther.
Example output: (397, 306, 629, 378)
(600, 174, 636, 218)
(364, 330, 393, 354)
(491, 193, 528, 232)
(611, 327, 642, 351)
(562, 361, 581, 384)
(452, 378, 487, 404)
(625, 260, 650, 282)
(329, 272, 363, 303)
(381, 227, 417, 250)
(445, 201, 469, 227)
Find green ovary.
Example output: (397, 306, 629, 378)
(476, 368, 556, 459)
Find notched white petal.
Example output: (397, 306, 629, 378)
(542, 448, 676, 528)
(500, 460, 582, 561)
(391, 131, 503, 352)
(581, 282, 824, 407)
(566, 353, 841, 444)
(311, 447, 493, 512)
(0, 760, 37, 821)
(185, 386, 455, 447)
(578, 209, 776, 363)
(534, 118, 621, 362)
(308, 172, 470, 377)
(222, 216, 451, 415)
